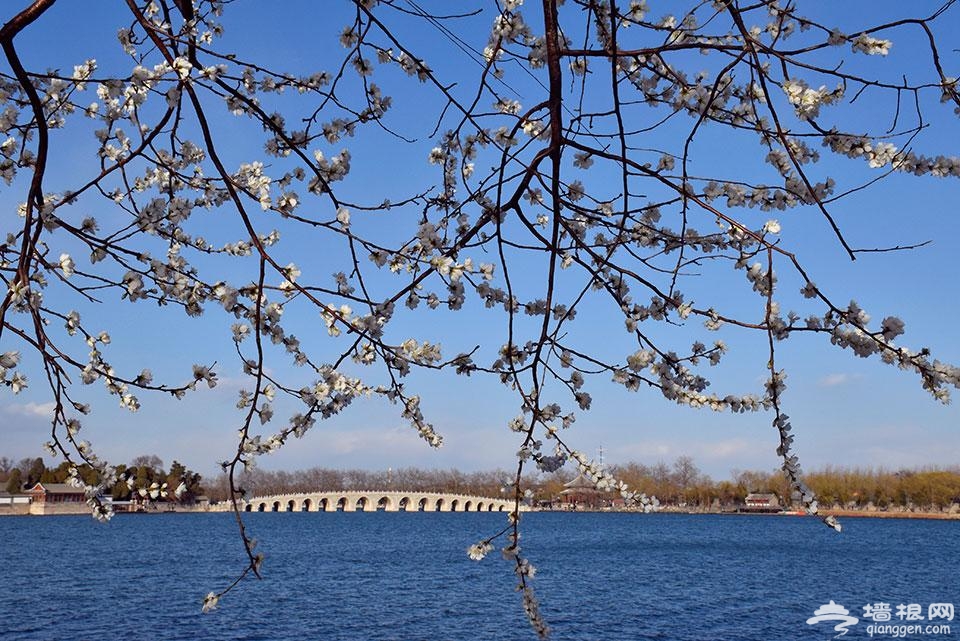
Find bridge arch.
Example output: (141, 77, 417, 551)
(242, 491, 518, 515)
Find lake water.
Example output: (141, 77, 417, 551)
(1, 512, 957, 640)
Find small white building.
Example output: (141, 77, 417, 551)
(0, 491, 32, 515)
(743, 492, 780, 512)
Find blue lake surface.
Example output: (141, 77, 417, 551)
(1, 512, 957, 640)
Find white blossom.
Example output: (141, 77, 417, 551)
(336, 207, 351, 228)
(172, 57, 193, 79)
(851, 34, 892, 56)
(58, 253, 75, 277)
(202, 592, 219, 613)
(467, 541, 494, 561)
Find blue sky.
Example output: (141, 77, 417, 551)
(1, 1, 958, 482)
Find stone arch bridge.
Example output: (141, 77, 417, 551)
(242, 491, 523, 513)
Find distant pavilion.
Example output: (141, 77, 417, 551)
(559, 472, 607, 509)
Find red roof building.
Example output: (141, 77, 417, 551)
(25, 482, 86, 504)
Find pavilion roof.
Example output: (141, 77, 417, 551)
(560, 472, 601, 493)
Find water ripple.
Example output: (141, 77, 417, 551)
(0, 512, 956, 640)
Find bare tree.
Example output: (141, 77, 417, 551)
(672, 455, 700, 493)
(130, 453, 164, 471)
(0, 455, 13, 476)
(1, 0, 958, 636)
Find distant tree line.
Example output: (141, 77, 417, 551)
(206, 456, 960, 512)
(0, 455, 204, 502)
(554, 458, 960, 511)
(5, 454, 957, 511)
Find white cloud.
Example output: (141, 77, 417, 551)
(819, 373, 857, 387)
(698, 438, 752, 459)
(3, 401, 56, 418)
(805, 421, 960, 472)
(616, 438, 759, 467)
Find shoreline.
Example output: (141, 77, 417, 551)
(3, 505, 959, 521)
(535, 507, 960, 521)
(819, 508, 960, 521)
(662, 507, 960, 521)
